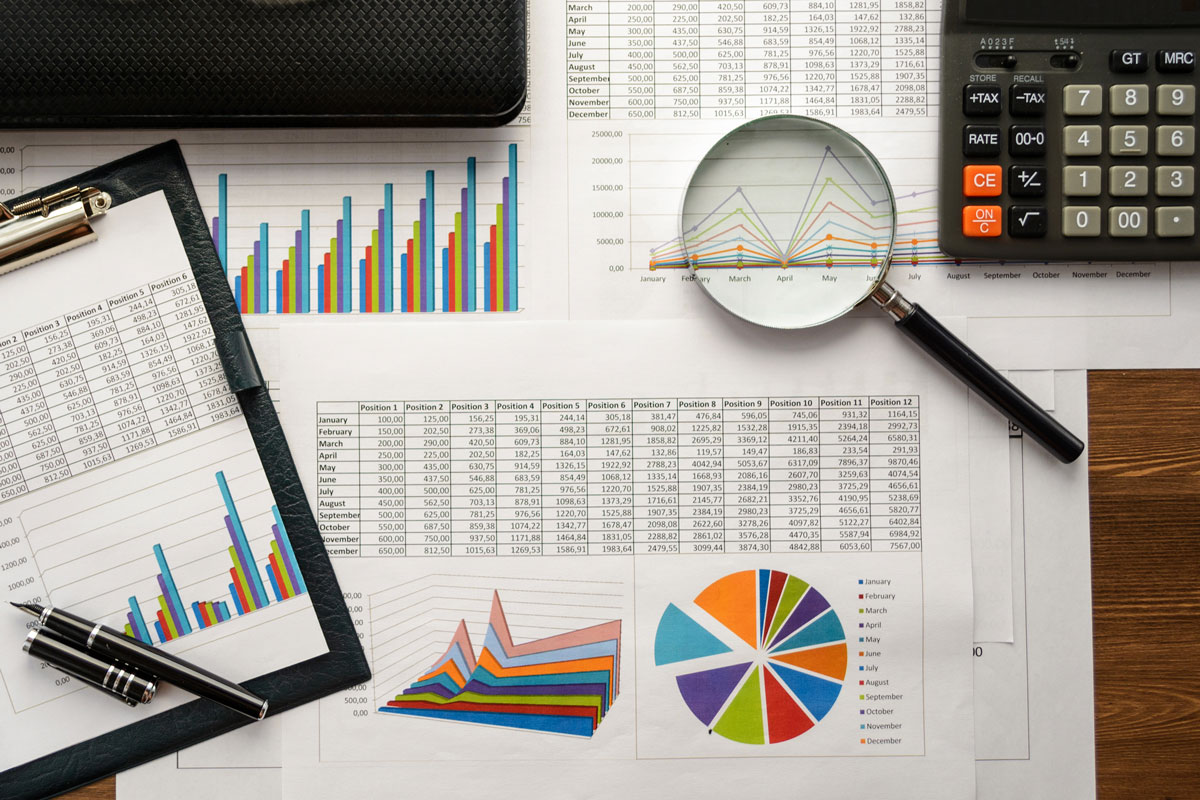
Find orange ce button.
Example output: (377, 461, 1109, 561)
(963, 165, 1002, 197)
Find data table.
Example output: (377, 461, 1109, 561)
(315, 396, 921, 557)
(0, 271, 240, 501)
(566, 0, 941, 120)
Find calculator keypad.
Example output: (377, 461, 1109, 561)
(950, 42, 1198, 254)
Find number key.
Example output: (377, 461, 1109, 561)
(1157, 85, 1196, 115)
(1157, 126, 1196, 157)
(1110, 84, 1149, 115)
(1108, 206, 1148, 237)
(1109, 166, 1148, 196)
(1063, 125, 1102, 156)
(1064, 85, 1103, 115)
(1064, 166, 1101, 196)
(1109, 125, 1148, 156)
(1063, 206, 1101, 237)
(1156, 166, 1195, 197)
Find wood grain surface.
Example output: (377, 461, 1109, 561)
(53, 370, 1200, 800)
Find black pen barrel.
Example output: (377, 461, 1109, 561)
(38, 606, 268, 719)
(24, 628, 156, 707)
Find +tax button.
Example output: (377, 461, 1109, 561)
(963, 164, 1002, 197)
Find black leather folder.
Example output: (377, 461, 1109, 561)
(0, 0, 526, 127)
(0, 141, 370, 800)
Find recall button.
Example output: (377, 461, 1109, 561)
(962, 205, 1003, 237)
(963, 165, 1002, 197)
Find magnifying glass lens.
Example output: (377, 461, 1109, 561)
(680, 115, 895, 329)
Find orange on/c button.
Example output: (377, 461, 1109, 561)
(962, 205, 1003, 237)
(963, 165, 1003, 197)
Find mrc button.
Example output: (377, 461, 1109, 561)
(963, 165, 1002, 197)
(1158, 50, 1195, 73)
(964, 85, 1002, 116)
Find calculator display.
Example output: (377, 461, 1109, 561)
(962, 0, 1200, 28)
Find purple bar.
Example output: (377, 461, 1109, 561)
(295, 228, 304, 312)
(225, 514, 264, 608)
(156, 573, 184, 634)
(501, 177, 510, 311)
(126, 612, 138, 640)
(272, 524, 301, 594)
(378, 208, 386, 311)
(212, 218, 220, 249)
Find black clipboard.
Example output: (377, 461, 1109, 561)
(0, 142, 370, 800)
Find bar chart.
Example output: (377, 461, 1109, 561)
(0, 130, 528, 316)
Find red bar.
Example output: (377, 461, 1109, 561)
(323, 253, 332, 314)
(229, 567, 252, 614)
(282, 259, 291, 314)
(199, 603, 214, 627)
(448, 233, 456, 312)
(155, 610, 172, 642)
(489, 224, 499, 312)
(239, 266, 249, 314)
(269, 553, 290, 600)
(406, 238, 416, 313)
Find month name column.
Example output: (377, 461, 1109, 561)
(566, 0, 613, 120)
(0, 333, 35, 500)
(315, 402, 361, 556)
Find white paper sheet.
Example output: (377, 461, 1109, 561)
(0, 194, 327, 772)
(271, 316, 976, 798)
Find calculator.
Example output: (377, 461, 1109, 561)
(938, 0, 1198, 260)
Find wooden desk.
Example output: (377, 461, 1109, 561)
(56, 370, 1200, 800)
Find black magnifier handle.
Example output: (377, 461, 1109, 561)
(871, 283, 1084, 464)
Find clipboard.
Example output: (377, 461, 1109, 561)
(0, 142, 370, 800)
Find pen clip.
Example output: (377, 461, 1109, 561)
(0, 186, 112, 278)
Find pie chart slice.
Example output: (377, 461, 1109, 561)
(656, 569, 846, 745)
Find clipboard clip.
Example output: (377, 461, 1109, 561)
(0, 186, 112, 277)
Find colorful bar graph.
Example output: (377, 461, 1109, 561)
(210, 145, 519, 314)
(123, 472, 308, 646)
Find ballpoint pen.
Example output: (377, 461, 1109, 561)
(12, 602, 268, 720)
(23, 627, 157, 707)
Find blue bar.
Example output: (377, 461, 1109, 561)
(442, 247, 449, 312)
(400, 253, 408, 312)
(265, 565, 283, 603)
(360, 257, 367, 313)
(425, 170, 435, 312)
(467, 158, 476, 312)
(301, 210, 311, 313)
(276, 269, 283, 314)
(229, 584, 245, 616)
(216, 601, 229, 622)
(342, 197, 352, 313)
(508, 144, 518, 312)
(483, 242, 491, 308)
(191, 601, 206, 630)
(128, 597, 151, 644)
(216, 471, 268, 608)
(272, 506, 307, 593)
(259, 223, 269, 315)
(152, 544, 193, 635)
(384, 184, 393, 313)
(235, 275, 242, 311)
(154, 621, 166, 644)
(218, 174, 228, 272)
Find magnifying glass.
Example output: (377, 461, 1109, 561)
(680, 115, 1083, 464)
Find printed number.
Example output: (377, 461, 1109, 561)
(1078, 88, 1091, 103)
(1076, 130, 1090, 147)
(1116, 210, 1142, 230)
(1171, 130, 1185, 148)
(1124, 171, 1138, 189)
(1076, 210, 1091, 228)
(1170, 170, 1184, 189)
(1080, 171, 1089, 188)
(1125, 88, 1138, 107)
(1124, 129, 1138, 148)
(1172, 88, 1186, 107)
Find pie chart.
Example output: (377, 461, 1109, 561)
(654, 569, 846, 744)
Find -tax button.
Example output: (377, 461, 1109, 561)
(963, 165, 1002, 197)
(962, 205, 1002, 237)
